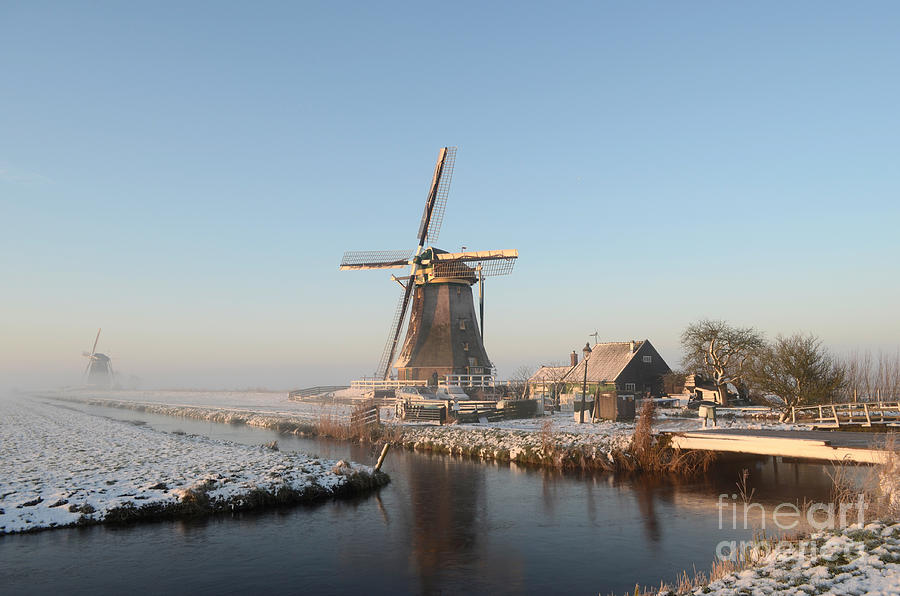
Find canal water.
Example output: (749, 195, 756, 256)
(1, 402, 844, 595)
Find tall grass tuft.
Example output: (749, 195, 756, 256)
(619, 400, 714, 477)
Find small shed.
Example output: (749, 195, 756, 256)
(595, 392, 636, 422)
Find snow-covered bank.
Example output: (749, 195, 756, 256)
(650, 521, 900, 595)
(396, 419, 633, 466)
(0, 395, 388, 535)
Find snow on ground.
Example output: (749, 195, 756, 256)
(0, 394, 381, 535)
(44, 388, 353, 418)
(679, 522, 900, 596)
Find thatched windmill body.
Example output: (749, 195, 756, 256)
(82, 328, 114, 386)
(340, 147, 518, 382)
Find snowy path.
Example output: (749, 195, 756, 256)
(0, 395, 383, 535)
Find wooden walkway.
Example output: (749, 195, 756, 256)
(668, 428, 896, 464)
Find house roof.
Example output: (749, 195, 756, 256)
(528, 365, 573, 383)
(562, 341, 646, 383)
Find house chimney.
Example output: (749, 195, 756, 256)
(570, 351, 578, 366)
(630, 340, 636, 353)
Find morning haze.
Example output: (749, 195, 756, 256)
(2, 2, 897, 389)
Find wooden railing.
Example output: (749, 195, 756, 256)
(288, 385, 349, 400)
(350, 379, 429, 390)
(791, 401, 900, 428)
(440, 374, 496, 388)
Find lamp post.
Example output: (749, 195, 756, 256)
(579, 342, 592, 424)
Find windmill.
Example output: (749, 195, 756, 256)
(82, 328, 114, 386)
(340, 147, 518, 382)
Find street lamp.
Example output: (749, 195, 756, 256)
(579, 342, 592, 424)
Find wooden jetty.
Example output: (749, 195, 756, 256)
(668, 428, 895, 464)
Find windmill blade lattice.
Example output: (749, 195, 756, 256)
(432, 257, 516, 279)
(339, 250, 415, 270)
(375, 279, 414, 379)
(417, 146, 456, 246)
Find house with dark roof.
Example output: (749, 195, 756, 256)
(560, 340, 672, 397)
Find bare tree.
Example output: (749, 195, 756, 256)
(877, 349, 900, 401)
(510, 365, 536, 399)
(527, 362, 572, 409)
(841, 348, 900, 402)
(662, 370, 687, 395)
(843, 349, 865, 403)
(681, 319, 765, 405)
(749, 333, 845, 420)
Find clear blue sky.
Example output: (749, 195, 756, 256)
(2, 2, 898, 389)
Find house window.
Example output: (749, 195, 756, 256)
(459, 319, 466, 330)
(624, 383, 636, 392)
(642, 355, 652, 363)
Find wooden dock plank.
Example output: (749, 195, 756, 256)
(668, 429, 894, 464)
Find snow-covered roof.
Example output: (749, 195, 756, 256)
(562, 341, 646, 383)
(528, 365, 573, 383)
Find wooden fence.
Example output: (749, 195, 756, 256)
(791, 401, 900, 428)
(350, 401, 380, 427)
(401, 403, 447, 424)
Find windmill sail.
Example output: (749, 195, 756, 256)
(82, 328, 113, 387)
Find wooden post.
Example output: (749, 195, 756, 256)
(374, 444, 390, 472)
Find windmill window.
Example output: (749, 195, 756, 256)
(642, 355, 652, 363)
(624, 383, 636, 392)
(468, 357, 477, 367)
(462, 342, 469, 352)
(459, 319, 466, 330)
(456, 287, 461, 296)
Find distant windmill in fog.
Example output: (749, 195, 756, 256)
(82, 328, 114, 387)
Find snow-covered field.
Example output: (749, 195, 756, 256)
(0, 394, 385, 535)
(43, 388, 353, 418)
(679, 522, 900, 595)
